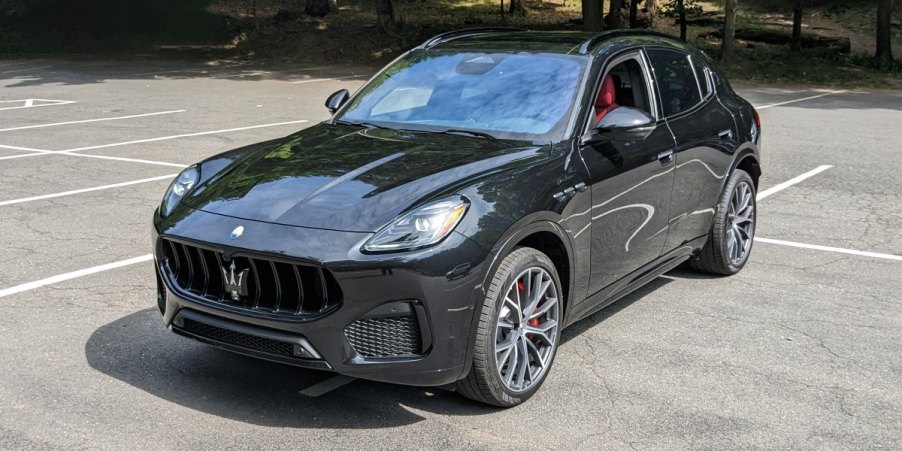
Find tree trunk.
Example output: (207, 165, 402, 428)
(876, 0, 893, 69)
(582, 0, 604, 32)
(629, 0, 638, 28)
(646, 0, 656, 27)
(252, 0, 259, 30)
(791, 0, 803, 52)
(606, 0, 622, 29)
(376, 0, 396, 34)
(678, 0, 686, 41)
(721, 0, 738, 63)
(509, 0, 526, 16)
(306, 0, 337, 18)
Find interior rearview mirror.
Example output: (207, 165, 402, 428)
(581, 106, 657, 145)
(325, 89, 350, 114)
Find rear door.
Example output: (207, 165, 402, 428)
(645, 49, 738, 252)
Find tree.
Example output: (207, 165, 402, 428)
(876, 0, 893, 69)
(677, 0, 686, 41)
(306, 0, 337, 18)
(582, 0, 604, 32)
(376, 0, 400, 39)
(791, 0, 803, 52)
(629, 0, 638, 28)
(508, 0, 526, 16)
(721, 0, 738, 63)
(606, 0, 622, 29)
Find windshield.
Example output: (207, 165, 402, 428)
(336, 51, 588, 141)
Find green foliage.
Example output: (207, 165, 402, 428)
(659, 0, 704, 18)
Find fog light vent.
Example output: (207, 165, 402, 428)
(345, 303, 424, 358)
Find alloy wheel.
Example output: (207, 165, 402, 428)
(726, 181, 755, 265)
(494, 267, 559, 393)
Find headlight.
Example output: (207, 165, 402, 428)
(362, 196, 469, 252)
(160, 165, 199, 217)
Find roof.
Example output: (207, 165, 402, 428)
(420, 28, 692, 56)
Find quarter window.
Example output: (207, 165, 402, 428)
(647, 50, 703, 117)
(691, 57, 711, 98)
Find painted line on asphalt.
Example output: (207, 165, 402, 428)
(755, 90, 845, 110)
(57, 119, 309, 153)
(755, 238, 902, 262)
(0, 99, 76, 111)
(0, 143, 50, 154)
(0, 255, 153, 299)
(0, 65, 52, 74)
(299, 375, 358, 397)
(62, 152, 188, 168)
(0, 174, 177, 207)
(291, 75, 364, 84)
(0, 110, 186, 133)
(757, 165, 832, 200)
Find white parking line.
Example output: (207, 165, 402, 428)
(0, 255, 153, 299)
(0, 99, 76, 111)
(299, 375, 357, 397)
(62, 152, 187, 168)
(755, 238, 902, 262)
(291, 75, 363, 84)
(0, 110, 186, 133)
(59, 119, 309, 153)
(755, 90, 845, 110)
(0, 65, 52, 74)
(0, 143, 49, 153)
(0, 174, 177, 207)
(757, 165, 832, 200)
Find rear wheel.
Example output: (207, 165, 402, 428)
(456, 247, 562, 407)
(691, 169, 756, 275)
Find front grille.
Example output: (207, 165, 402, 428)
(160, 238, 342, 318)
(181, 318, 295, 357)
(345, 316, 423, 358)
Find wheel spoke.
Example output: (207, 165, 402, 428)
(526, 339, 545, 381)
(515, 337, 529, 388)
(496, 331, 518, 353)
(528, 296, 558, 321)
(496, 344, 513, 369)
(525, 319, 557, 346)
(504, 295, 521, 322)
(503, 341, 518, 385)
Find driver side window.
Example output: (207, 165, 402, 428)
(593, 57, 654, 126)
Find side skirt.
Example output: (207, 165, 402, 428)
(564, 237, 705, 327)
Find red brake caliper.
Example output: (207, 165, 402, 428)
(519, 280, 541, 327)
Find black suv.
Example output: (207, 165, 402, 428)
(153, 29, 761, 407)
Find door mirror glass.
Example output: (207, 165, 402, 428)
(325, 89, 350, 114)
(592, 106, 657, 142)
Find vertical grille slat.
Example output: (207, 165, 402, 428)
(293, 265, 305, 315)
(159, 238, 341, 319)
(269, 261, 283, 312)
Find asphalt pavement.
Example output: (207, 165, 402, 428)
(0, 59, 900, 450)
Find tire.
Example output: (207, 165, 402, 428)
(690, 169, 757, 275)
(456, 247, 563, 407)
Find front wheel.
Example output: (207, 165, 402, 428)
(691, 169, 757, 275)
(456, 247, 562, 407)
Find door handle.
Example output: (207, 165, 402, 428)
(657, 150, 674, 165)
(718, 129, 734, 140)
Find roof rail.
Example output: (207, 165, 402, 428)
(417, 27, 526, 49)
(577, 29, 680, 54)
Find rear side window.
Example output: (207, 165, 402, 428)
(691, 57, 711, 98)
(647, 49, 702, 117)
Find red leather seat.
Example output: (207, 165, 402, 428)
(595, 74, 619, 124)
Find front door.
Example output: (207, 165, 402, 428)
(580, 52, 677, 297)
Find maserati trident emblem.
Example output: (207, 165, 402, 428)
(221, 260, 250, 301)
(230, 225, 245, 240)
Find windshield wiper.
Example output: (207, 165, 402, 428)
(434, 129, 498, 140)
(333, 119, 388, 130)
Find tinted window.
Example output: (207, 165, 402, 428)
(691, 56, 711, 98)
(605, 59, 652, 116)
(648, 50, 702, 117)
(337, 51, 587, 140)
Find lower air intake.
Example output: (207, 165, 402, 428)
(345, 316, 423, 358)
(181, 318, 295, 357)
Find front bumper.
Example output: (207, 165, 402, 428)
(153, 207, 489, 387)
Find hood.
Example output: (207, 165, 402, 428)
(183, 123, 549, 232)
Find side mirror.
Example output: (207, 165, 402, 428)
(581, 106, 657, 145)
(325, 89, 350, 114)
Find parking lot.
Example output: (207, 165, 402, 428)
(1, 59, 900, 449)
